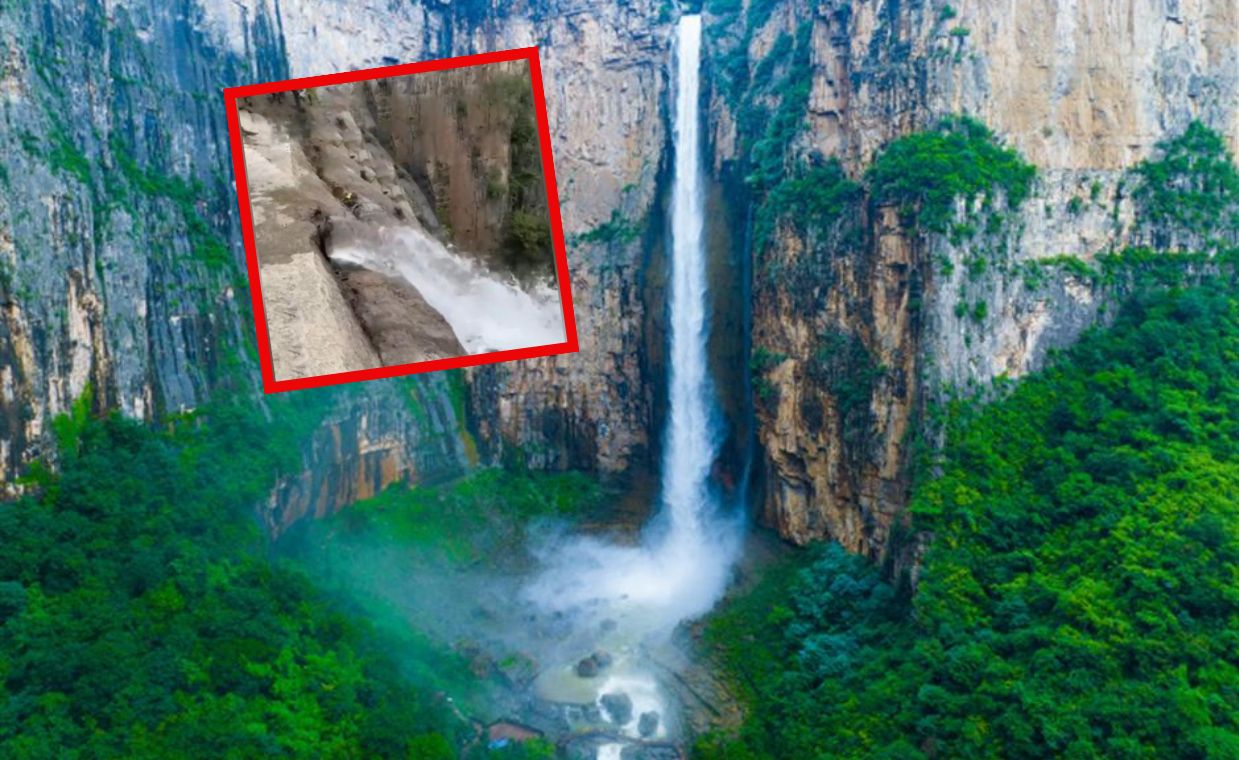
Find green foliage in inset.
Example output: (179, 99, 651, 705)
(1133, 120, 1239, 249)
(697, 282, 1239, 759)
(497, 72, 554, 277)
(866, 115, 1036, 232)
(505, 210, 553, 269)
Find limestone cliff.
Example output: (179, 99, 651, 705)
(204, 0, 678, 477)
(0, 1, 675, 527)
(703, 0, 1239, 555)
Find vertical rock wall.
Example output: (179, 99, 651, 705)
(0, 1, 678, 529)
(703, 0, 1239, 554)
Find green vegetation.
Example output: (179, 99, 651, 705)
(1133, 120, 1239, 250)
(866, 116, 1036, 232)
(0, 407, 469, 757)
(750, 347, 788, 406)
(1021, 254, 1099, 290)
(1, 376, 594, 757)
(741, 25, 814, 195)
(498, 73, 555, 277)
(290, 468, 610, 567)
(577, 209, 642, 246)
(111, 141, 233, 273)
(754, 159, 862, 254)
(808, 329, 884, 448)
(698, 282, 1239, 758)
(750, 346, 788, 375)
(47, 124, 91, 186)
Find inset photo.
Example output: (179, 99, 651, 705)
(224, 49, 576, 392)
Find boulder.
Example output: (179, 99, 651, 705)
(600, 691, 633, 726)
(637, 711, 659, 738)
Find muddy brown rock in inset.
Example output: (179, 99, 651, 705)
(334, 266, 465, 364)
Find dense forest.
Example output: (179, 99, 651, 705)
(696, 281, 1239, 758)
(0, 389, 570, 759)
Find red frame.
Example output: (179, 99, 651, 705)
(222, 47, 578, 394)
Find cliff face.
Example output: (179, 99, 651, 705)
(212, 0, 676, 479)
(704, 0, 1239, 554)
(0, 1, 265, 489)
(0, 1, 674, 524)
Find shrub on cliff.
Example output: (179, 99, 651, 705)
(1133, 120, 1239, 251)
(866, 116, 1036, 232)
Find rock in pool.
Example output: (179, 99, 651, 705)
(637, 710, 659, 738)
(600, 691, 633, 726)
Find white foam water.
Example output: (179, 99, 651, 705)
(522, 17, 743, 742)
(330, 225, 565, 354)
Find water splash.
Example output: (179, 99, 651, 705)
(521, 17, 743, 740)
(330, 226, 565, 354)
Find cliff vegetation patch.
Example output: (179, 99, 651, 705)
(697, 282, 1239, 759)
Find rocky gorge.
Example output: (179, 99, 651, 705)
(2, 0, 1234, 556)
(1, 0, 1237, 757)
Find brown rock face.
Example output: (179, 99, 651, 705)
(704, 0, 1239, 555)
(263, 378, 468, 536)
(335, 266, 465, 365)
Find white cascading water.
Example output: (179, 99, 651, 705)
(522, 15, 742, 745)
(330, 226, 566, 354)
(660, 11, 719, 562)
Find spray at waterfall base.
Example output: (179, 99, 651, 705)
(517, 13, 746, 750)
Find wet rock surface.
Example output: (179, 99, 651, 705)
(601, 691, 634, 726)
(576, 650, 614, 678)
(334, 265, 465, 364)
(637, 710, 660, 738)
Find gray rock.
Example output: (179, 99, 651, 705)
(637, 710, 659, 737)
(575, 656, 599, 678)
(600, 691, 633, 726)
(575, 650, 613, 678)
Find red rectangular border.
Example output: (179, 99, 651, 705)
(222, 47, 579, 394)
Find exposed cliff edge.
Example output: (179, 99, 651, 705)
(703, 0, 1239, 556)
(0, 1, 673, 528)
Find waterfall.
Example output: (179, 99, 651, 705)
(330, 227, 565, 354)
(524, 11, 738, 628)
(660, 13, 718, 552)
(521, 14, 742, 746)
